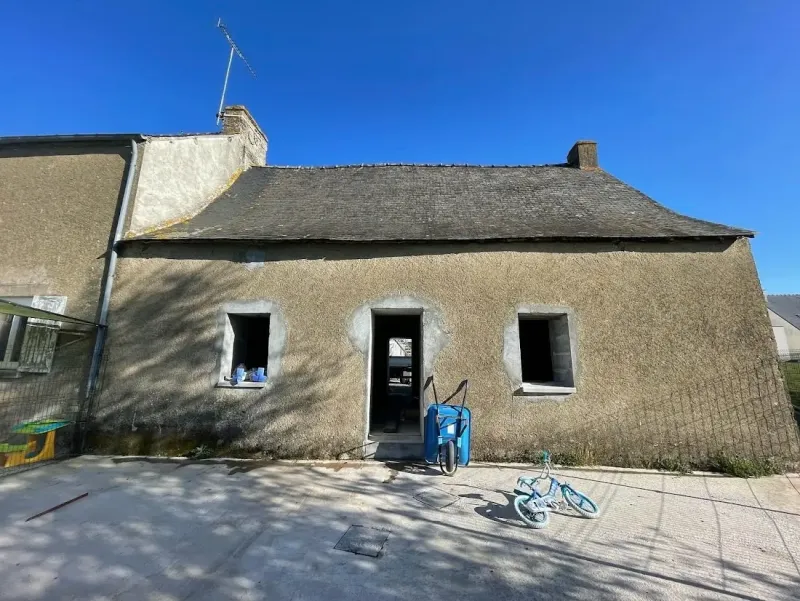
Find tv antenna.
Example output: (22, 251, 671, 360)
(216, 18, 256, 126)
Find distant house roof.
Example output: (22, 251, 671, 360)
(132, 163, 752, 243)
(767, 295, 800, 331)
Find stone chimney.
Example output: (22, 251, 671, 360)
(567, 140, 598, 170)
(222, 105, 268, 167)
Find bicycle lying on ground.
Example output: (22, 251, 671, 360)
(513, 451, 601, 529)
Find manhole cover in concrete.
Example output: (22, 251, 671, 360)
(334, 525, 390, 557)
(414, 488, 457, 509)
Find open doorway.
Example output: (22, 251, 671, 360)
(369, 313, 422, 437)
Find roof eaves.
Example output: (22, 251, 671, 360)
(0, 133, 146, 146)
(125, 233, 751, 244)
(599, 171, 755, 238)
(259, 162, 572, 170)
(143, 132, 227, 139)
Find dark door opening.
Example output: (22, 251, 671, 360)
(370, 313, 422, 436)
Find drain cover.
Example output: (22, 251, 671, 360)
(334, 525, 390, 557)
(414, 488, 458, 509)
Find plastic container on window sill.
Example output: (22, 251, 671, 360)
(231, 366, 247, 385)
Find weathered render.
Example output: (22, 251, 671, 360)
(0, 137, 136, 452)
(91, 237, 795, 464)
(0, 107, 268, 459)
(127, 106, 267, 235)
(0, 138, 134, 321)
(0, 106, 267, 320)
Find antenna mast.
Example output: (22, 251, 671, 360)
(216, 18, 257, 126)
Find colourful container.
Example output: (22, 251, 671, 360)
(424, 403, 471, 466)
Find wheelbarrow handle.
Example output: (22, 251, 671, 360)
(423, 375, 438, 404)
(440, 379, 469, 405)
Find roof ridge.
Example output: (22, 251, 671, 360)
(767, 294, 800, 298)
(258, 162, 570, 170)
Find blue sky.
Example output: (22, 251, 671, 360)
(3, 2, 798, 292)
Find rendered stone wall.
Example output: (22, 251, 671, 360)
(90, 238, 796, 465)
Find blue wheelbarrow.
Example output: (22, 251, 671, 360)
(424, 377, 471, 476)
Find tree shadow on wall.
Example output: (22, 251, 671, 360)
(85, 263, 357, 458)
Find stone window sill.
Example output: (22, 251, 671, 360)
(216, 381, 266, 389)
(515, 383, 576, 396)
(0, 362, 21, 379)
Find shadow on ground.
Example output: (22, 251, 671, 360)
(0, 459, 798, 600)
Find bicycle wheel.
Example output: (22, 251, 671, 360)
(562, 486, 600, 518)
(513, 495, 550, 529)
(440, 440, 457, 476)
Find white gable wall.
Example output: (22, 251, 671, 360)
(768, 309, 800, 358)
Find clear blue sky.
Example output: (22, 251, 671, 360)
(3, 2, 798, 292)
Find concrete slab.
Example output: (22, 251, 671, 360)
(413, 487, 458, 509)
(334, 525, 390, 557)
(0, 457, 798, 600)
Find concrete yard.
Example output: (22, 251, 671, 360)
(0, 457, 799, 600)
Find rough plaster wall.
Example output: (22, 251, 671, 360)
(127, 135, 248, 235)
(0, 146, 129, 321)
(769, 310, 800, 354)
(92, 238, 789, 461)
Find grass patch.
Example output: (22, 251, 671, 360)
(648, 456, 693, 474)
(780, 361, 800, 411)
(708, 453, 782, 478)
(552, 450, 786, 477)
(185, 444, 215, 459)
(551, 447, 596, 467)
(503, 448, 789, 477)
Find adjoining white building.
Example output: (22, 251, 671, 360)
(767, 294, 800, 360)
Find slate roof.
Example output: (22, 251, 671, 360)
(135, 164, 752, 243)
(767, 295, 800, 331)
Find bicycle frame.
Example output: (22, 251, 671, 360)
(513, 451, 601, 527)
(515, 474, 562, 510)
(515, 455, 578, 512)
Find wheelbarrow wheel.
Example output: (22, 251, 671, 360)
(441, 440, 457, 476)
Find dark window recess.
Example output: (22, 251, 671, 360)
(12, 318, 27, 361)
(519, 318, 553, 383)
(229, 314, 270, 373)
(0, 314, 11, 358)
(0, 314, 28, 363)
